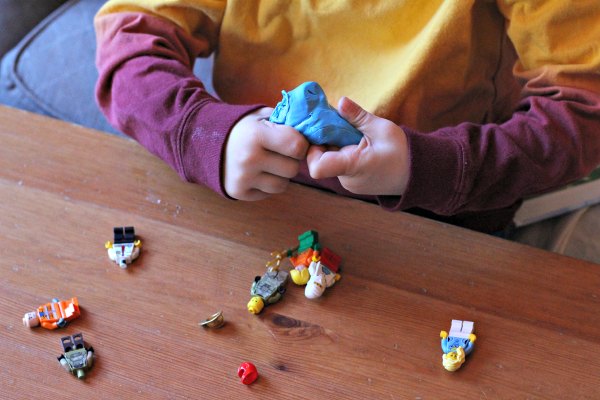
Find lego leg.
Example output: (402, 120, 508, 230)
(461, 321, 474, 335)
(449, 320, 463, 336)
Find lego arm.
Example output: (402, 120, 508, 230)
(440, 338, 450, 354)
(87, 348, 95, 368)
(265, 292, 282, 305)
(58, 356, 71, 372)
(40, 321, 58, 330)
(463, 334, 476, 355)
(95, 5, 263, 196)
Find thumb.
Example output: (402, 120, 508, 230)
(337, 96, 376, 132)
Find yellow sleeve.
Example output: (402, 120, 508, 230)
(96, 0, 226, 36)
(497, 0, 600, 92)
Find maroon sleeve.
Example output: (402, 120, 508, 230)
(379, 86, 600, 217)
(95, 12, 264, 196)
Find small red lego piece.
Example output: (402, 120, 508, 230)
(237, 362, 258, 385)
(320, 247, 341, 273)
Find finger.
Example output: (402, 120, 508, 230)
(226, 176, 271, 200)
(259, 121, 309, 160)
(225, 176, 271, 201)
(253, 172, 291, 194)
(261, 152, 301, 179)
(239, 188, 271, 201)
(255, 107, 274, 119)
(307, 146, 354, 179)
(337, 96, 375, 132)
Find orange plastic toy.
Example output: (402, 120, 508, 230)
(23, 297, 81, 329)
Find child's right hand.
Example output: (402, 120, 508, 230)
(224, 107, 309, 200)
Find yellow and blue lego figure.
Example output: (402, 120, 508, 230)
(440, 320, 476, 372)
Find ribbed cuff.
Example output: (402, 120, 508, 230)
(179, 101, 265, 196)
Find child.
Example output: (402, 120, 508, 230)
(94, 1, 600, 241)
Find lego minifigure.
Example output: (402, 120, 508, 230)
(286, 231, 319, 285)
(266, 230, 342, 288)
(247, 269, 289, 314)
(105, 226, 141, 268)
(440, 320, 476, 371)
(292, 247, 342, 291)
(22, 297, 80, 329)
(255, 230, 342, 308)
(238, 362, 258, 385)
(57, 333, 94, 379)
(304, 256, 341, 299)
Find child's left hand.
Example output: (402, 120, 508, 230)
(306, 97, 410, 196)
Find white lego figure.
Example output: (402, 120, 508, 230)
(105, 226, 141, 268)
(304, 259, 340, 299)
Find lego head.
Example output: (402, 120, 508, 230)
(237, 362, 258, 385)
(290, 267, 310, 285)
(247, 296, 265, 314)
(442, 347, 466, 372)
(22, 312, 39, 328)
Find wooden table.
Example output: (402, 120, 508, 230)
(1, 105, 600, 399)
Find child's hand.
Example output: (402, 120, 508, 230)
(224, 107, 309, 200)
(307, 97, 409, 196)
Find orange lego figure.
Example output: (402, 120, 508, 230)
(266, 230, 343, 286)
(23, 297, 81, 329)
(290, 246, 342, 286)
(289, 247, 315, 269)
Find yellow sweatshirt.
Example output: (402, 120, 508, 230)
(97, 0, 600, 130)
(95, 0, 600, 232)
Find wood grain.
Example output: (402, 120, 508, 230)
(1, 105, 600, 399)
